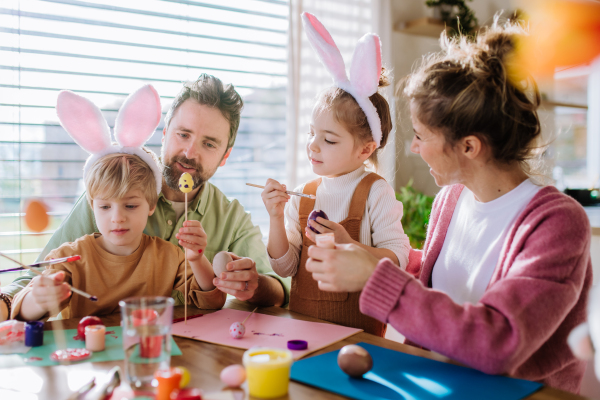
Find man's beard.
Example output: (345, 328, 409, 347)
(163, 156, 209, 191)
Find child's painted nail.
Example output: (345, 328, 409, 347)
(198, 249, 203, 254)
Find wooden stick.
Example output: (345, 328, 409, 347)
(242, 307, 259, 325)
(184, 191, 188, 325)
(246, 183, 316, 200)
(0, 252, 97, 301)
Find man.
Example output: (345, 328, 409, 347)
(0, 74, 288, 320)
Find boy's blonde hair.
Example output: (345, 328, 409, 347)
(85, 152, 159, 207)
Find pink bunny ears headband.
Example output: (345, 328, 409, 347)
(302, 12, 384, 147)
(56, 85, 163, 194)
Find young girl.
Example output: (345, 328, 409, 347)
(261, 13, 410, 337)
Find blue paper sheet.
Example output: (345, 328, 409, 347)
(291, 343, 542, 400)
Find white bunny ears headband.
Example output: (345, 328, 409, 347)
(302, 12, 384, 147)
(56, 85, 163, 194)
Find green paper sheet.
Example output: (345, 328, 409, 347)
(0, 326, 181, 368)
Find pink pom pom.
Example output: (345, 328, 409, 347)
(229, 322, 245, 339)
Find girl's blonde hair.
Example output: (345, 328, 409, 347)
(314, 68, 393, 172)
(85, 151, 159, 207)
(400, 19, 543, 177)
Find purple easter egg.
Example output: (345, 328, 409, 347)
(229, 322, 245, 339)
(308, 210, 329, 233)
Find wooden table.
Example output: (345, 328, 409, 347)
(0, 299, 592, 400)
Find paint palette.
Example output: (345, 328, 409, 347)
(50, 348, 92, 362)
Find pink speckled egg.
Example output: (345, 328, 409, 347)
(220, 364, 246, 387)
(229, 322, 245, 339)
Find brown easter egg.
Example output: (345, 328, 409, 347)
(213, 251, 233, 277)
(24, 199, 49, 233)
(337, 344, 373, 377)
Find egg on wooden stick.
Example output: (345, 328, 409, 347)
(179, 172, 194, 324)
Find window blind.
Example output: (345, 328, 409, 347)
(0, 0, 288, 274)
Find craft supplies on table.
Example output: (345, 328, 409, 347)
(171, 308, 361, 360)
(291, 342, 543, 400)
(0, 326, 181, 368)
(24, 321, 44, 347)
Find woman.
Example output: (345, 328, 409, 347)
(305, 22, 592, 393)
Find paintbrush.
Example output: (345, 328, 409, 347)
(0, 252, 98, 302)
(246, 183, 316, 199)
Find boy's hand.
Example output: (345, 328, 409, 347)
(305, 218, 354, 245)
(176, 220, 207, 262)
(31, 271, 71, 312)
(261, 178, 290, 219)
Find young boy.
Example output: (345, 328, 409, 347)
(11, 152, 225, 320)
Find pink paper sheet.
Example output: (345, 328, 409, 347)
(171, 309, 362, 360)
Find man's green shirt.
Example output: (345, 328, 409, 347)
(3, 183, 290, 305)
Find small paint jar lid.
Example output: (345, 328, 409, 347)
(287, 340, 308, 350)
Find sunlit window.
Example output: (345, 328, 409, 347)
(0, 0, 288, 274)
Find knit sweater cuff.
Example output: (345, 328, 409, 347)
(267, 246, 298, 278)
(360, 258, 414, 323)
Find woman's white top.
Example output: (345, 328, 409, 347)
(432, 179, 541, 305)
(269, 165, 411, 277)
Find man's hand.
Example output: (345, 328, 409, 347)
(213, 253, 259, 301)
(305, 217, 354, 245)
(30, 271, 71, 313)
(305, 243, 379, 292)
(176, 220, 207, 262)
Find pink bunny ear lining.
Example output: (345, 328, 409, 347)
(114, 84, 161, 148)
(303, 12, 337, 46)
(374, 35, 382, 81)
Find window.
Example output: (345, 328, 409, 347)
(0, 0, 288, 276)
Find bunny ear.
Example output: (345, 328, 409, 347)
(114, 84, 161, 148)
(302, 12, 348, 84)
(56, 90, 111, 154)
(349, 33, 382, 97)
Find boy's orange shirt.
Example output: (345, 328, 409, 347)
(11, 233, 225, 319)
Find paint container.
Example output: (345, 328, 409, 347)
(154, 368, 182, 400)
(316, 233, 335, 249)
(85, 325, 106, 352)
(243, 347, 293, 398)
(24, 321, 44, 347)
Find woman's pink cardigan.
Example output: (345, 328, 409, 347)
(360, 185, 593, 392)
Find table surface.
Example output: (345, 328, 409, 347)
(1, 299, 592, 400)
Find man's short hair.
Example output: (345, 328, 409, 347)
(85, 152, 159, 207)
(165, 73, 244, 150)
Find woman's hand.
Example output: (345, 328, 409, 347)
(305, 217, 354, 244)
(261, 178, 290, 219)
(176, 220, 207, 262)
(305, 243, 379, 292)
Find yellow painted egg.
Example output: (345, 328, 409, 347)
(178, 173, 194, 193)
(24, 199, 49, 233)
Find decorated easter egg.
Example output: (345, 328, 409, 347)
(77, 316, 103, 339)
(337, 344, 373, 377)
(308, 210, 329, 233)
(229, 321, 245, 339)
(24, 199, 49, 233)
(213, 251, 233, 278)
(220, 364, 246, 387)
(178, 173, 194, 193)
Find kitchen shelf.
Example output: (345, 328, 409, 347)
(394, 17, 448, 38)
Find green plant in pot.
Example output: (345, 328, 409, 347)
(396, 179, 434, 250)
(425, 0, 478, 36)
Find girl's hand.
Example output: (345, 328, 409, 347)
(261, 178, 290, 219)
(306, 243, 379, 292)
(31, 271, 71, 312)
(176, 220, 207, 262)
(305, 217, 354, 245)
